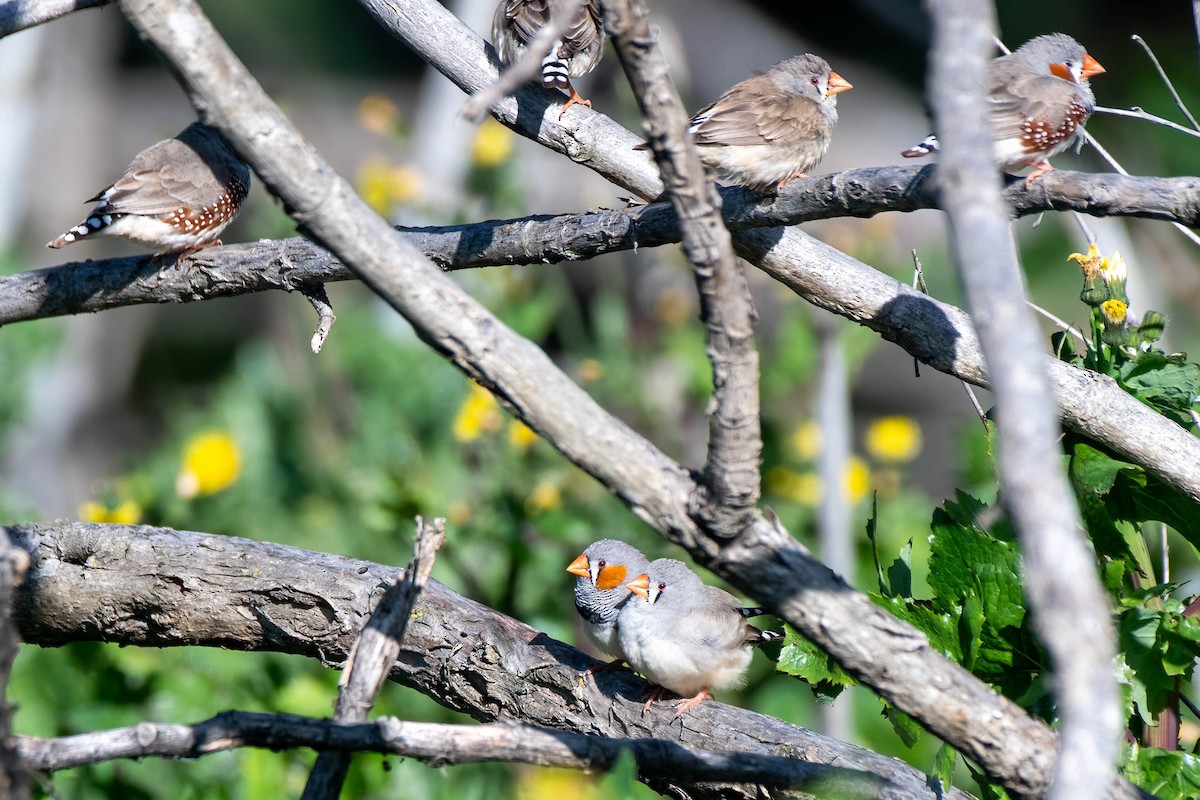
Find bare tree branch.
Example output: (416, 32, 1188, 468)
(0, 0, 109, 38)
(600, 0, 761, 534)
(0, 530, 29, 800)
(6, 521, 972, 800)
(303, 518, 445, 799)
(300, 283, 336, 353)
(926, 3, 1120, 800)
(15, 710, 915, 796)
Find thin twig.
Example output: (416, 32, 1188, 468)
(1130, 35, 1200, 130)
(14, 710, 899, 794)
(302, 517, 446, 799)
(1029, 302, 1087, 346)
(460, 0, 589, 121)
(300, 284, 337, 354)
(910, 250, 925, 378)
(1095, 106, 1200, 140)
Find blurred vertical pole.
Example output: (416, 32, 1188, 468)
(409, 0, 496, 217)
(813, 308, 852, 743)
(0, 27, 45, 248)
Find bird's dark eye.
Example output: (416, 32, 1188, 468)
(1064, 61, 1074, 70)
(810, 76, 819, 86)
(597, 560, 606, 569)
(657, 582, 667, 591)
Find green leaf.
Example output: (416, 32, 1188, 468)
(960, 592, 984, 672)
(1124, 747, 1200, 799)
(1115, 354, 1200, 424)
(875, 596, 963, 662)
(882, 703, 922, 748)
(887, 539, 914, 600)
(928, 507, 1024, 630)
(776, 625, 856, 702)
(932, 743, 957, 796)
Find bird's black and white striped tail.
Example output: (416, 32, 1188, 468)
(47, 194, 118, 249)
(737, 606, 769, 619)
(541, 40, 570, 91)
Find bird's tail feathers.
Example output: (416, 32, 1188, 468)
(901, 134, 940, 158)
(541, 43, 570, 91)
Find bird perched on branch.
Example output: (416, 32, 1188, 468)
(639, 54, 851, 193)
(48, 122, 251, 256)
(901, 33, 1105, 184)
(566, 539, 649, 671)
(618, 558, 781, 717)
(491, 0, 605, 117)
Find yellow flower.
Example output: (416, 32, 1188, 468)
(508, 421, 539, 452)
(576, 358, 604, 383)
(1100, 249, 1127, 284)
(471, 118, 514, 168)
(844, 457, 871, 504)
(515, 766, 596, 800)
(357, 158, 423, 215)
(453, 383, 503, 442)
(357, 94, 400, 136)
(525, 480, 561, 515)
(81, 500, 141, 524)
(1101, 299, 1128, 327)
(767, 466, 822, 506)
(177, 431, 241, 499)
(790, 420, 822, 461)
(1067, 243, 1103, 279)
(865, 416, 922, 463)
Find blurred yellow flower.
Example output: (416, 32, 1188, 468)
(447, 500, 471, 526)
(177, 431, 241, 499)
(1067, 243, 1103, 279)
(525, 480, 561, 515)
(472, 118, 514, 168)
(767, 466, 822, 506)
(357, 94, 401, 136)
(576, 358, 604, 383)
(508, 420, 539, 452)
(865, 416, 922, 463)
(790, 420, 822, 461)
(515, 767, 596, 800)
(453, 383, 503, 442)
(357, 158, 423, 216)
(844, 456, 870, 504)
(79, 499, 143, 525)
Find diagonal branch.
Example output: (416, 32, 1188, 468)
(7, 521, 972, 800)
(600, 0, 760, 534)
(926, 3, 1119, 799)
(15, 710, 911, 795)
(303, 517, 445, 799)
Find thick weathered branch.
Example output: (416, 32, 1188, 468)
(926, 4, 1119, 799)
(601, 0, 760, 534)
(304, 518, 445, 799)
(6, 521, 969, 800)
(14, 710, 910, 795)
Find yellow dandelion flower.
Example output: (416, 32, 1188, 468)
(844, 457, 871, 504)
(790, 420, 822, 461)
(1067, 243, 1103, 279)
(865, 416, 922, 463)
(576, 358, 604, 383)
(766, 466, 822, 506)
(79, 501, 111, 523)
(176, 431, 241, 499)
(453, 383, 503, 442)
(1101, 299, 1128, 327)
(472, 118, 514, 168)
(508, 421, 539, 452)
(388, 163, 423, 205)
(357, 94, 400, 136)
(1099, 249, 1127, 284)
(525, 481, 561, 515)
(515, 766, 596, 800)
(109, 499, 143, 525)
(357, 157, 395, 216)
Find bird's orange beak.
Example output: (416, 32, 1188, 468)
(625, 574, 650, 600)
(566, 554, 590, 578)
(827, 72, 853, 96)
(1081, 53, 1105, 79)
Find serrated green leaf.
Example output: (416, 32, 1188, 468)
(776, 625, 855, 702)
(960, 592, 984, 672)
(1120, 607, 1183, 717)
(882, 703, 922, 748)
(1124, 747, 1200, 799)
(928, 511, 1024, 630)
(866, 494, 889, 595)
(875, 595, 963, 662)
(1115, 355, 1200, 422)
(932, 743, 957, 795)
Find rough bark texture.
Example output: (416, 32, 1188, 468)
(8, 521, 969, 800)
(0, 531, 30, 800)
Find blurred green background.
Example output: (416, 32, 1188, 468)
(4, 0, 1200, 797)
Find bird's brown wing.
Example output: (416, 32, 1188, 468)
(500, 0, 551, 44)
(561, 0, 603, 55)
(692, 84, 827, 148)
(97, 139, 210, 216)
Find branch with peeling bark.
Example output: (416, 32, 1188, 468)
(600, 0, 761, 533)
(6, 521, 970, 800)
